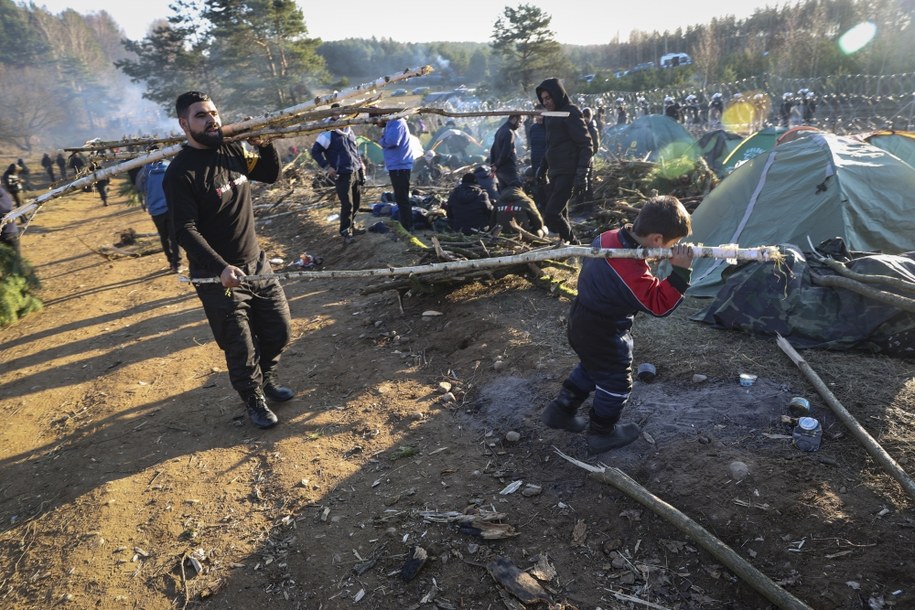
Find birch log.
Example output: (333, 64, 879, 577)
(554, 448, 813, 610)
(1, 66, 433, 228)
(182, 244, 781, 284)
(776, 334, 915, 501)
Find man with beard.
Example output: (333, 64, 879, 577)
(164, 91, 294, 429)
(489, 113, 523, 192)
(534, 78, 592, 243)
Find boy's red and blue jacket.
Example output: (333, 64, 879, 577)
(574, 226, 690, 330)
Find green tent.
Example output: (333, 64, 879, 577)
(719, 126, 788, 175)
(863, 130, 915, 168)
(602, 115, 696, 162)
(355, 136, 384, 165)
(688, 132, 915, 296)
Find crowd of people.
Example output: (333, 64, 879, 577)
(1, 77, 700, 451)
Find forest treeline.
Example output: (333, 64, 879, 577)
(0, 0, 912, 152)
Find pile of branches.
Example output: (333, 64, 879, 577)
(362, 221, 577, 298)
(571, 155, 718, 238)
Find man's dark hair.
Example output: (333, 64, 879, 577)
(175, 91, 211, 119)
(631, 195, 691, 241)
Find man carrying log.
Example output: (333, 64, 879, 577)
(164, 91, 295, 429)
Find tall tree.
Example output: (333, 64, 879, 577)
(202, 0, 326, 114)
(490, 4, 565, 93)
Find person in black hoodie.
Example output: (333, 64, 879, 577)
(534, 78, 592, 243)
(445, 172, 493, 235)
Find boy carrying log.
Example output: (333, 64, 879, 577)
(542, 196, 694, 454)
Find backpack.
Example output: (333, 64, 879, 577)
(144, 161, 170, 216)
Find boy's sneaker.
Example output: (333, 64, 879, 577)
(586, 422, 640, 454)
(243, 390, 278, 429)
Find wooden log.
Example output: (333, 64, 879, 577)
(812, 255, 915, 295)
(1, 66, 433, 228)
(811, 274, 915, 313)
(553, 448, 814, 610)
(776, 334, 915, 502)
(183, 244, 782, 284)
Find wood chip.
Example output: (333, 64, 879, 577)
(486, 556, 551, 605)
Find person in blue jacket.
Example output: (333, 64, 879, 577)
(377, 115, 417, 231)
(310, 105, 366, 242)
(137, 156, 182, 272)
(542, 196, 694, 453)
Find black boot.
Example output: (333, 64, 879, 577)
(242, 389, 278, 429)
(263, 375, 295, 402)
(542, 381, 589, 433)
(587, 411, 640, 454)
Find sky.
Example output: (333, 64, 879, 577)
(33, 0, 780, 46)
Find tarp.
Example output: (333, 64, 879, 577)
(863, 130, 915, 168)
(696, 129, 743, 176)
(719, 126, 788, 175)
(602, 115, 696, 162)
(688, 132, 915, 295)
(692, 242, 915, 357)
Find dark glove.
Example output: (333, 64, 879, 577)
(357, 168, 366, 186)
(573, 168, 589, 198)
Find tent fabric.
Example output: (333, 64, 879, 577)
(688, 132, 915, 296)
(692, 243, 915, 357)
(863, 130, 915, 168)
(696, 129, 743, 176)
(719, 126, 788, 175)
(355, 136, 384, 165)
(602, 115, 696, 162)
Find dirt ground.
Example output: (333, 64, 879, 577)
(1, 173, 914, 610)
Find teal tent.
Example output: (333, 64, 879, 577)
(688, 132, 915, 296)
(863, 130, 915, 168)
(602, 115, 696, 162)
(719, 126, 788, 175)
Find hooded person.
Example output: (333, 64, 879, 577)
(534, 78, 592, 243)
(445, 172, 493, 235)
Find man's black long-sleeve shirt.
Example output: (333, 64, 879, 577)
(165, 142, 279, 276)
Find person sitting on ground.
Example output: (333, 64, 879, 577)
(473, 165, 498, 202)
(541, 196, 693, 454)
(445, 172, 493, 235)
(493, 184, 545, 237)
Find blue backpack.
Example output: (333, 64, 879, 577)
(144, 161, 170, 216)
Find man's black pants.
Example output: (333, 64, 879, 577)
(335, 172, 362, 236)
(388, 169, 412, 230)
(194, 252, 291, 395)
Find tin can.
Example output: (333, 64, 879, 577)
(787, 397, 811, 417)
(739, 373, 757, 387)
(792, 417, 822, 452)
(637, 362, 656, 383)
